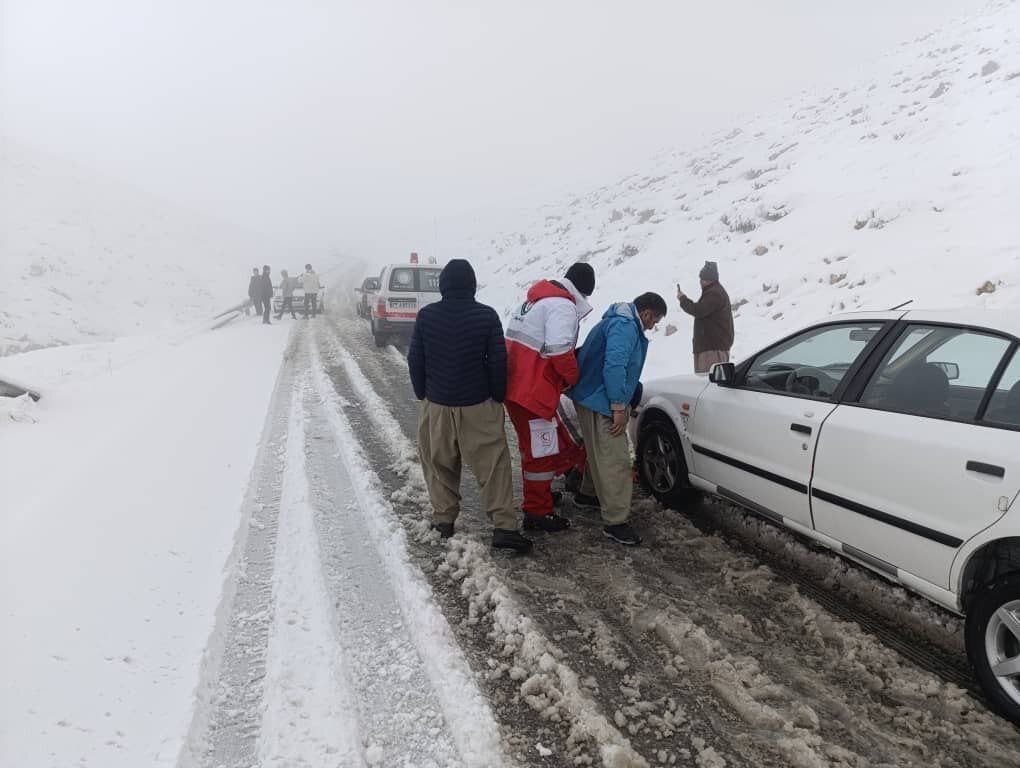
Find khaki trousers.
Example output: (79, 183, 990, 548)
(417, 399, 518, 531)
(694, 349, 730, 374)
(575, 404, 632, 525)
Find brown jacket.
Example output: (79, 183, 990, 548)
(679, 281, 734, 354)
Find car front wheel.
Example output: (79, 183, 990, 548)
(965, 575, 1020, 724)
(637, 418, 696, 510)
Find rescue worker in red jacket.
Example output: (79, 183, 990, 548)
(505, 263, 595, 532)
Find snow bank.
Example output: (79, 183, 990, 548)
(0, 321, 291, 767)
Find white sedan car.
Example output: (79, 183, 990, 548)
(633, 309, 1020, 722)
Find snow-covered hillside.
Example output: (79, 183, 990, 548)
(469, 0, 1020, 378)
(0, 138, 279, 355)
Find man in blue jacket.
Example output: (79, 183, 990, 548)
(570, 292, 667, 545)
(408, 259, 533, 554)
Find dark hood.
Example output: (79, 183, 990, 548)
(439, 259, 477, 298)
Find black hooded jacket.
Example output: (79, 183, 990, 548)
(407, 259, 507, 406)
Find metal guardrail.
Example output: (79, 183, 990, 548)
(210, 299, 254, 330)
(0, 378, 41, 401)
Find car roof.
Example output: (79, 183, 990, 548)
(823, 309, 1020, 341)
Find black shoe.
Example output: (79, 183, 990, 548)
(551, 491, 563, 507)
(563, 468, 583, 494)
(522, 513, 572, 532)
(573, 493, 601, 510)
(603, 523, 642, 546)
(492, 529, 534, 554)
(431, 522, 454, 539)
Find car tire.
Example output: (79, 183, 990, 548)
(965, 575, 1020, 724)
(636, 418, 697, 510)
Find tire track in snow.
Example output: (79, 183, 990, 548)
(304, 330, 509, 767)
(181, 343, 295, 768)
(256, 369, 364, 767)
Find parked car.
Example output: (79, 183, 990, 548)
(632, 309, 1020, 722)
(272, 283, 326, 316)
(356, 276, 381, 319)
(370, 263, 443, 347)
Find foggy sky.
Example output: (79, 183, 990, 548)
(0, 0, 981, 264)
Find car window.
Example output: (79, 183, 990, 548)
(983, 347, 1020, 427)
(420, 269, 442, 293)
(859, 325, 1010, 421)
(743, 322, 884, 400)
(389, 268, 416, 292)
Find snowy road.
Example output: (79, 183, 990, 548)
(185, 330, 506, 768)
(176, 304, 1020, 768)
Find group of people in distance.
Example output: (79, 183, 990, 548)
(247, 263, 322, 324)
(407, 258, 734, 553)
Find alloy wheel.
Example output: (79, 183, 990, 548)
(985, 599, 1020, 707)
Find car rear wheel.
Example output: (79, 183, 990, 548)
(965, 575, 1020, 725)
(370, 320, 387, 348)
(637, 419, 696, 510)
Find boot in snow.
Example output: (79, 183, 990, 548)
(603, 522, 642, 546)
(572, 493, 601, 510)
(523, 513, 572, 532)
(492, 529, 534, 554)
(431, 522, 454, 539)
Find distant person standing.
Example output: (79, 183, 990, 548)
(259, 265, 274, 324)
(248, 268, 262, 317)
(408, 259, 533, 554)
(275, 269, 298, 319)
(676, 261, 734, 374)
(302, 264, 321, 318)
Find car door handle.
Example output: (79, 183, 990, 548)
(790, 423, 812, 435)
(967, 461, 1005, 478)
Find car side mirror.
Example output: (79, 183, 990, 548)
(930, 361, 960, 381)
(709, 362, 736, 386)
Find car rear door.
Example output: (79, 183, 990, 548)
(811, 322, 1020, 589)
(383, 267, 420, 322)
(690, 319, 890, 530)
(415, 267, 443, 313)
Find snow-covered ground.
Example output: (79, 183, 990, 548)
(461, 0, 1020, 378)
(0, 137, 281, 356)
(0, 320, 291, 767)
(4, 3, 1020, 766)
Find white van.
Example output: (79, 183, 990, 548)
(370, 263, 443, 347)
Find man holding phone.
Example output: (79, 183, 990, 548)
(676, 261, 734, 374)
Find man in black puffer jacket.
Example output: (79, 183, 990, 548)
(408, 259, 533, 554)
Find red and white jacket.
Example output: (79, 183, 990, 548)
(505, 278, 592, 418)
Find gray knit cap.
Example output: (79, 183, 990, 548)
(699, 261, 719, 282)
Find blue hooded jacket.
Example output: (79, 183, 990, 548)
(570, 302, 648, 417)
